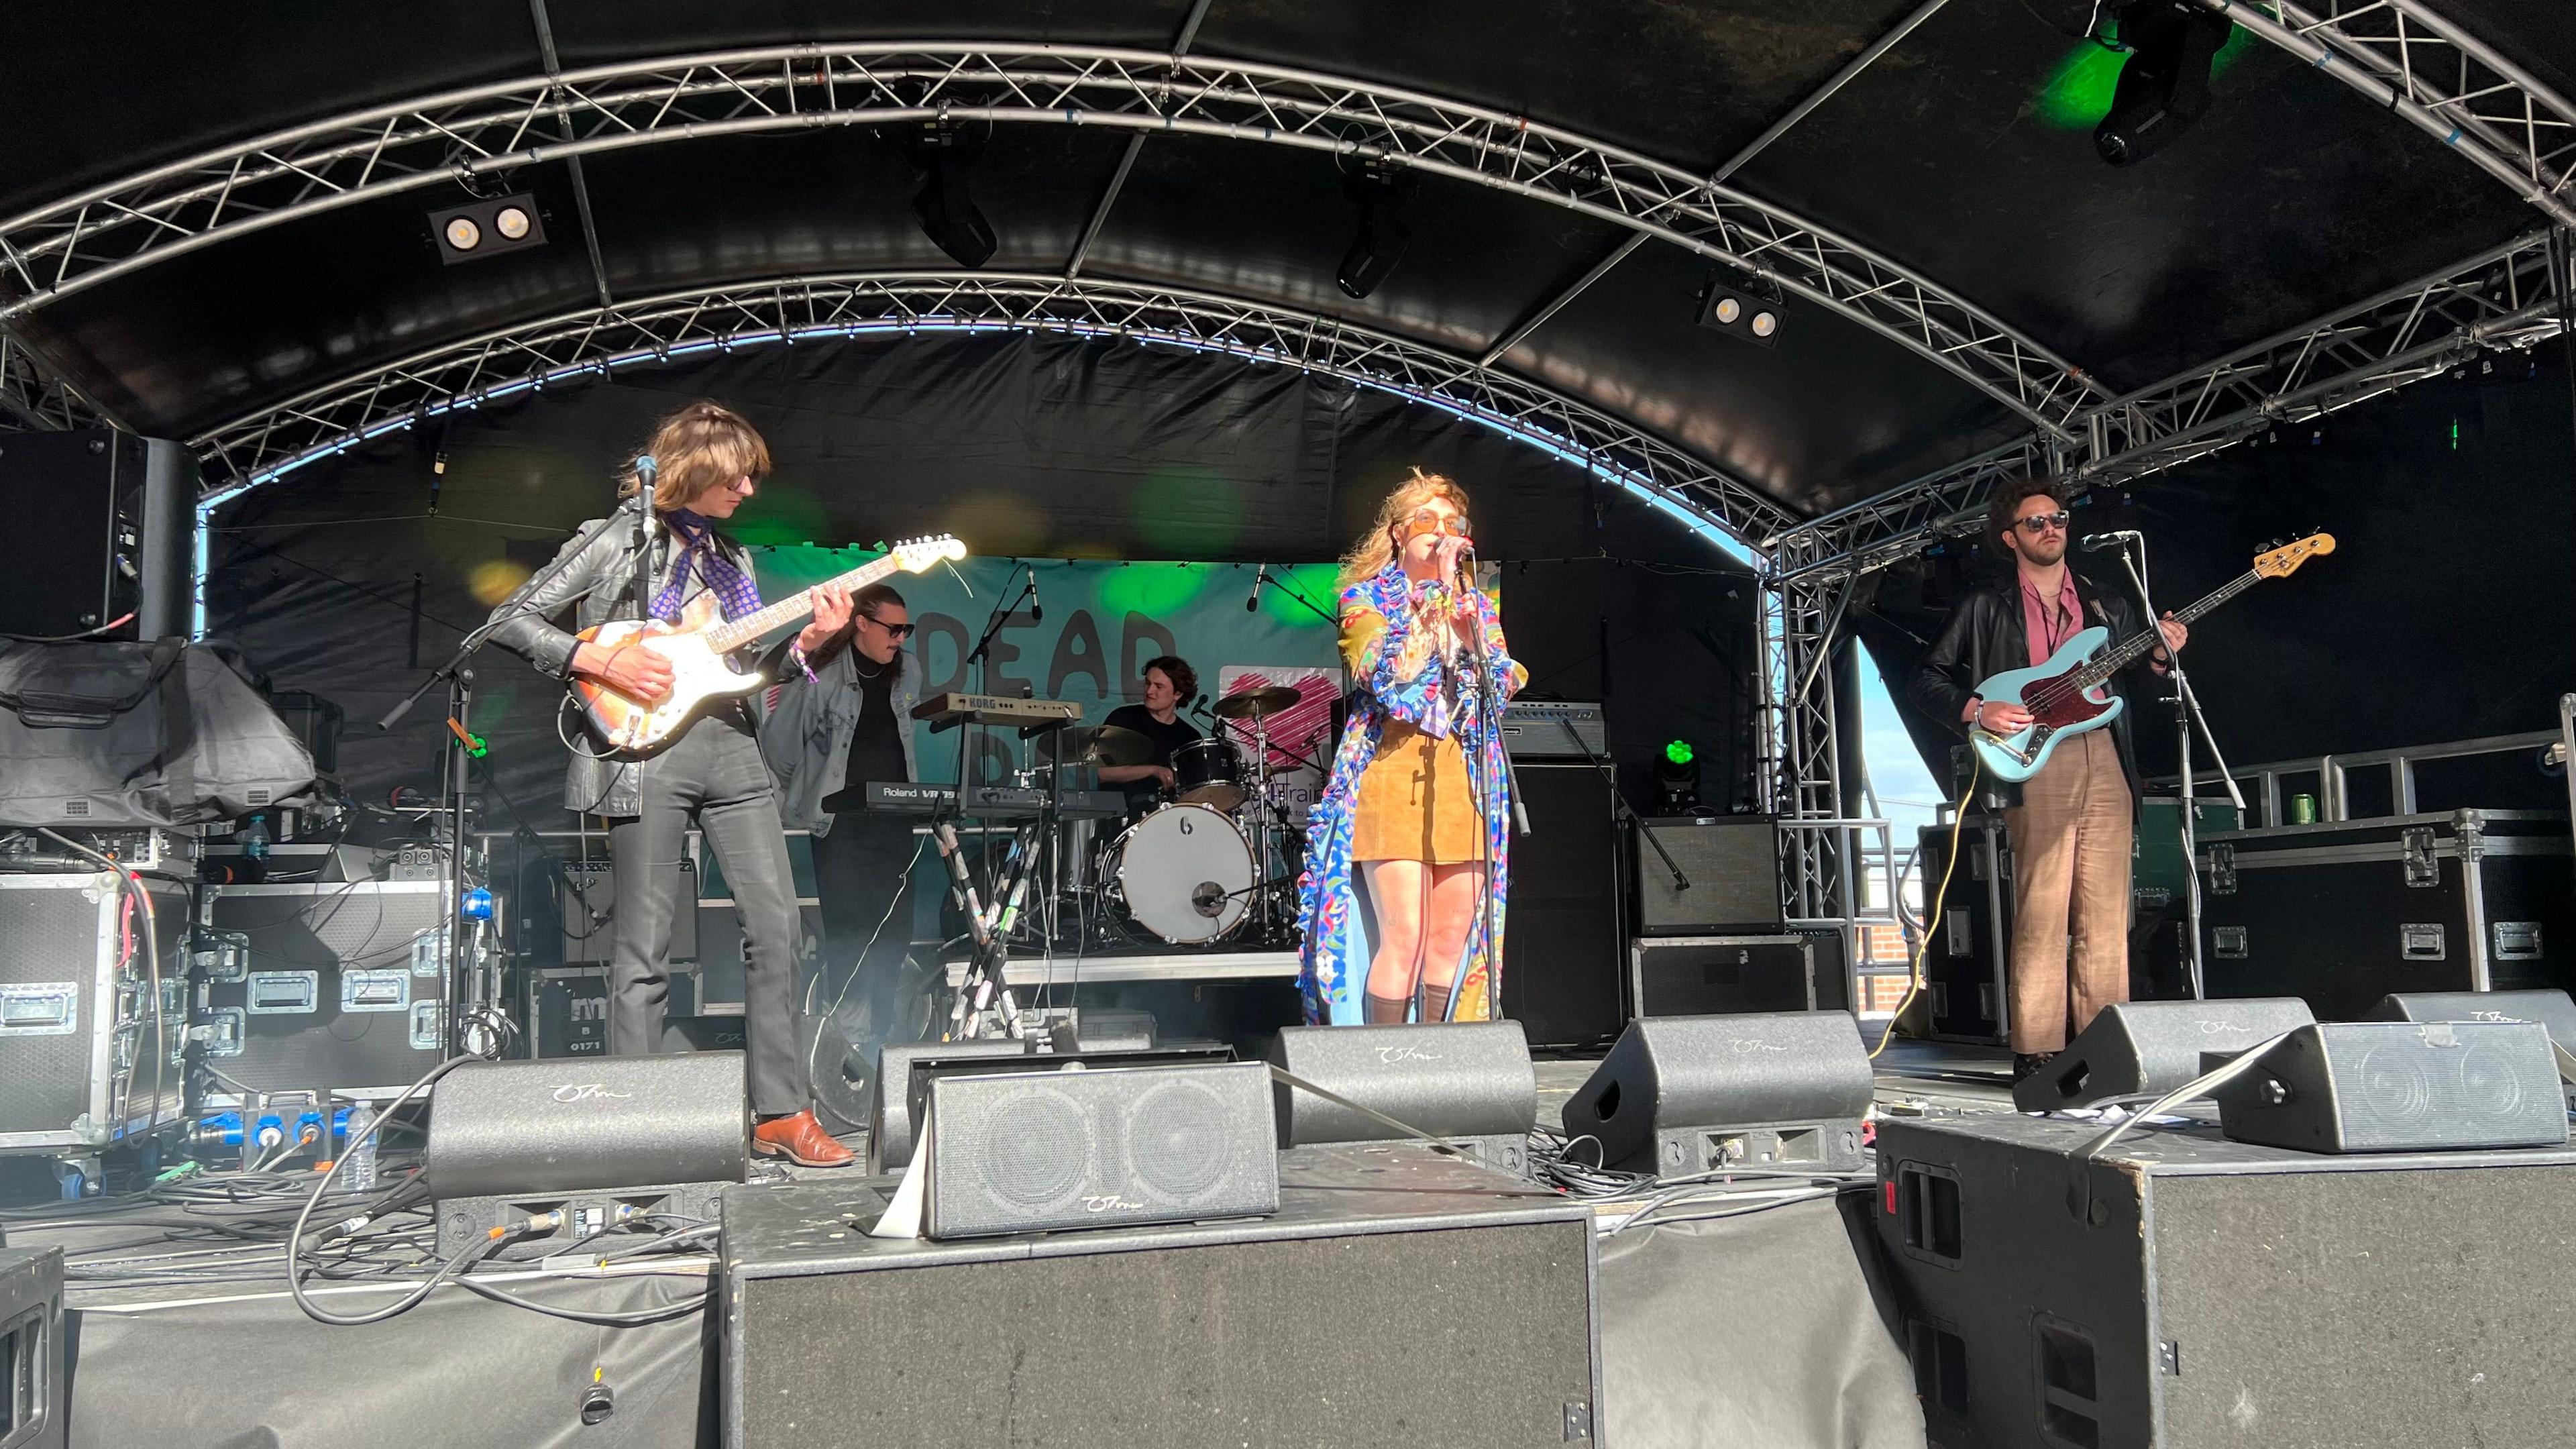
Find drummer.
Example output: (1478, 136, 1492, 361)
(1097, 655, 1203, 814)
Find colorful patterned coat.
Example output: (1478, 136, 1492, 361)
(1297, 564, 1526, 1024)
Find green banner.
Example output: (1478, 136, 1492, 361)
(749, 549, 1347, 788)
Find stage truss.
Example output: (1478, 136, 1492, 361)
(0, 42, 2094, 437)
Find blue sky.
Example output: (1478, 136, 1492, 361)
(1853, 641, 1945, 863)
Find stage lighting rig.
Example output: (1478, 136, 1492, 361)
(2094, 1, 2236, 166)
(1656, 739, 1702, 813)
(428, 193, 547, 265)
(903, 121, 1000, 269)
(1336, 157, 1417, 300)
(1697, 269, 1782, 347)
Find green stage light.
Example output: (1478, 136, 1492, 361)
(2032, 23, 2255, 131)
(1664, 740, 1695, 766)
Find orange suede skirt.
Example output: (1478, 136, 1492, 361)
(1350, 720, 1484, 864)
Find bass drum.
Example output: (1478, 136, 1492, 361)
(1108, 803, 1255, 945)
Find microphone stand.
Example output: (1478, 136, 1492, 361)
(2113, 535, 2245, 1001)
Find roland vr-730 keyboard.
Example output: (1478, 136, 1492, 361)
(863, 782, 1126, 820)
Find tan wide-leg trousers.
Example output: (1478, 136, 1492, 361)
(2002, 727, 2133, 1053)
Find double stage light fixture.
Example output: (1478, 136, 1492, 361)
(1698, 271, 1782, 347)
(428, 194, 547, 265)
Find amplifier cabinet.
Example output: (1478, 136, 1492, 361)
(0, 871, 191, 1152)
(1629, 934, 1817, 1017)
(1632, 816, 1782, 935)
(722, 1144, 1601, 1449)
(555, 857, 696, 965)
(196, 879, 450, 1098)
(1918, 817, 2012, 1044)
(2198, 809, 2575, 1021)
(1877, 1112, 2576, 1449)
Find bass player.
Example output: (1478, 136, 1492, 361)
(1911, 477, 2184, 1083)
(484, 400, 856, 1167)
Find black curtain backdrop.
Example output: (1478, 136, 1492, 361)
(1856, 346, 2576, 808)
(205, 331, 1758, 828)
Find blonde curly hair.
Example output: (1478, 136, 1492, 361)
(1340, 468, 1472, 588)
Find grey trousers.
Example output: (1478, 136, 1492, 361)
(606, 706, 809, 1116)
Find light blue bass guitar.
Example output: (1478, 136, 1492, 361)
(1969, 533, 2333, 784)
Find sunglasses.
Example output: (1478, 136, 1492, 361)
(861, 613, 916, 641)
(1399, 508, 1472, 540)
(2012, 511, 2071, 535)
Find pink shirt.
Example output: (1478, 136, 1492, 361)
(2020, 570, 2082, 669)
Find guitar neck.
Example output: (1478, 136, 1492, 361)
(2067, 568, 2261, 690)
(705, 555, 902, 655)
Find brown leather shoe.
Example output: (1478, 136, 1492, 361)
(752, 1110, 854, 1168)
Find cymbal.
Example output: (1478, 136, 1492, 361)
(1213, 686, 1303, 720)
(1061, 724, 1155, 767)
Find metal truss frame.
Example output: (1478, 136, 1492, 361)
(0, 42, 2096, 437)
(0, 328, 101, 431)
(2210, 0, 2576, 228)
(1770, 226, 2572, 581)
(186, 272, 1800, 556)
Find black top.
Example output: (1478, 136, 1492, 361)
(821, 658, 909, 814)
(1102, 703, 1201, 811)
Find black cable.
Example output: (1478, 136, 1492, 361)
(286, 1053, 476, 1325)
(38, 828, 169, 1132)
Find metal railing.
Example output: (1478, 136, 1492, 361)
(2147, 725, 2567, 828)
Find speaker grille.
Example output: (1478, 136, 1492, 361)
(975, 1088, 1089, 1210)
(1126, 1077, 1234, 1200)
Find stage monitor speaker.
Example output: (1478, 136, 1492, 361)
(425, 1052, 749, 1198)
(868, 1040, 1236, 1173)
(1560, 1011, 1873, 1175)
(0, 430, 192, 641)
(1267, 1021, 1536, 1175)
(1633, 815, 1782, 934)
(2012, 997, 2316, 1112)
(1878, 1112, 2576, 1449)
(0, 1246, 64, 1449)
(2370, 988, 2576, 1053)
(2212, 1019, 2567, 1154)
(1501, 763, 1624, 1048)
(725, 1155, 1599, 1448)
(922, 1060, 1279, 1238)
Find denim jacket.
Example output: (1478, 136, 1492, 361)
(760, 633, 920, 839)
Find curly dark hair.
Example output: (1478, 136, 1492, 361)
(1986, 475, 2070, 551)
(1141, 655, 1197, 704)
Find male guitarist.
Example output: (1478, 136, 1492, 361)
(485, 400, 857, 1166)
(1913, 477, 2186, 1082)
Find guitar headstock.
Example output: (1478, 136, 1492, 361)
(2253, 532, 2334, 579)
(888, 535, 969, 574)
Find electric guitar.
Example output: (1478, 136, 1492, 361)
(568, 535, 967, 757)
(1968, 533, 2332, 784)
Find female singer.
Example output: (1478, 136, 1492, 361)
(1298, 470, 1525, 1025)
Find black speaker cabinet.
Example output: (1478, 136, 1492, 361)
(0, 429, 193, 641)
(1560, 1011, 1874, 1175)
(1632, 815, 1782, 934)
(923, 1060, 1279, 1238)
(424, 1052, 749, 1199)
(0, 1246, 65, 1449)
(1919, 816, 2012, 1044)
(1629, 934, 1818, 1018)
(1268, 1022, 1537, 1175)
(2012, 997, 2316, 1113)
(2210, 1020, 2568, 1154)
(1878, 1112, 2576, 1449)
(1502, 763, 1623, 1048)
(722, 1145, 1602, 1448)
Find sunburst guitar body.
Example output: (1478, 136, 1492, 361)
(568, 534, 967, 758)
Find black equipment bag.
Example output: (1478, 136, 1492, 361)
(0, 637, 319, 826)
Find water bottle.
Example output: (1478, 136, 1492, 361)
(242, 814, 270, 861)
(342, 1103, 378, 1191)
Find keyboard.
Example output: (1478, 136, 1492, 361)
(863, 782, 1128, 820)
(912, 692, 1084, 732)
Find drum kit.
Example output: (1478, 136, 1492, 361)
(1046, 684, 1316, 951)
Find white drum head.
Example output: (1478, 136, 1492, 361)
(1112, 804, 1256, 944)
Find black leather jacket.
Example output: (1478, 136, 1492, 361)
(1910, 568, 2162, 811)
(482, 504, 786, 816)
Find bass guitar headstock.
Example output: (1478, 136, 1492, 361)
(2253, 532, 2334, 579)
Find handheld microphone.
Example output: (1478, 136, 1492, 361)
(1026, 568, 1044, 623)
(1246, 564, 1268, 612)
(2080, 531, 2141, 552)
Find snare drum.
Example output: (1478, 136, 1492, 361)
(1170, 736, 1246, 811)
(1106, 803, 1254, 944)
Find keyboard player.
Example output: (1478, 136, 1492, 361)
(761, 582, 924, 1072)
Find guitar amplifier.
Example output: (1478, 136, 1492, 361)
(1632, 815, 1782, 934)
(1499, 700, 1606, 759)
(196, 879, 451, 1099)
(554, 857, 696, 965)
